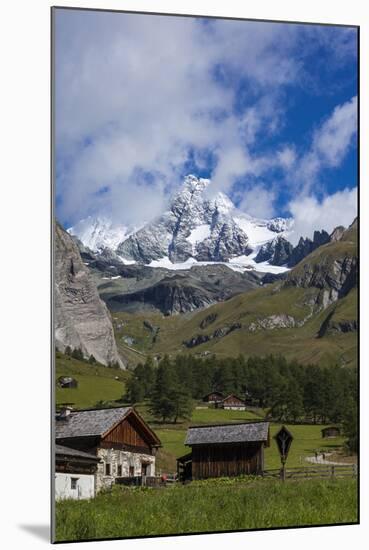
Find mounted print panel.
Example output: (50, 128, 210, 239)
(52, 6, 359, 543)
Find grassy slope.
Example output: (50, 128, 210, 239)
(55, 352, 129, 409)
(111, 284, 357, 367)
(55, 477, 357, 541)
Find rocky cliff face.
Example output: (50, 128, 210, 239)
(255, 236, 293, 265)
(102, 264, 262, 315)
(255, 230, 330, 268)
(284, 234, 357, 309)
(288, 230, 330, 267)
(54, 223, 124, 367)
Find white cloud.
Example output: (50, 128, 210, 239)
(293, 96, 357, 193)
(288, 187, 357, 245)
(277, 146, 296, 169)
(238, 185, 276, 219)
(313, 96, 357, 167)
(54, 11, 357, 227)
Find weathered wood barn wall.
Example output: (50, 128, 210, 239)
(202, 392, 224, 404)
(179, 421, 270, 480)
(321, 426, 341, 438)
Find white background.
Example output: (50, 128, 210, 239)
(0, 0, 367, 548)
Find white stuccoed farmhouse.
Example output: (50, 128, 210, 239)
(54, 406, 161, 500)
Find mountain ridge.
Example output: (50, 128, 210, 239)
(68, 175, 292, 273)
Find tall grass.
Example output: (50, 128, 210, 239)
(55, 478, 357, 542)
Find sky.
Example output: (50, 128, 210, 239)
(54, 9, 358, 243)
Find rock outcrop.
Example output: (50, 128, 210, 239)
(101, 263, 262, 315)
(255, 230, 330, 268)
(284, 236, 357, 309)
(317, 309, 357, 338)
(255, 236, 293, 265)
(183, 322, 242, 348)
(55, 223, 124, 367)
(248, 314, 296, 332)
(288, 230, 330, 267)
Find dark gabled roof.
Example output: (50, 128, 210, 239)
(222, 394, 244, 403)
(55, 406, 161, 447)
(203, 391, 224, 397)
(185, 421, 269, 446)
(55, 407, 132, 439)
(55, 444, 100, 462)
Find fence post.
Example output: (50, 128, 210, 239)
(331, 465, 335, 478)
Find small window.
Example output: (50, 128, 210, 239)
(117, 464, 122, 477)
(71, 477, 78, 490)
(129, 466, 134, 477)
(105, 463, 111, 476)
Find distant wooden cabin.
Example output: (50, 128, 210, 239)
(58, 376, 78, 389)
(202, 391, 224, 404)
(177, 421, 270, 480)
(321, 426, 341, 438)
(55, 406, 161, 493)
(217, 394, 246, 410)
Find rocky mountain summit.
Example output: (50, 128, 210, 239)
(69, 175, 292, 271)
(255, 230, 330, 267)
(116, 175, 256, 263)
(54, 223, 125, 367)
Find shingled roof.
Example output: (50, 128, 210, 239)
(185, 421, 270, 446)
(55, 444, 100, 462)
(55, 407, 131, 439)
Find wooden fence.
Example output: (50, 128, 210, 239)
(263, 464, 357, 480)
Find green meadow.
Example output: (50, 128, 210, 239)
(55, 352, 129, 410)
(55, 477, 357, 541)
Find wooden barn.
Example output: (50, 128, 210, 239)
(216, 394, 246, 410)
(55, 406, 161, 492)
(58, 376, 78, 388)
(321, 426, 341, 438)
(202, 391, 224, 404)
(177, 421, 270, 481)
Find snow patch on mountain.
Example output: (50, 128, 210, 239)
(148, 254, 289, 275)
(187, 224, 211, 247)
(68, 216, 137, 252)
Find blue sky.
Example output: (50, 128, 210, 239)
(55, 10, 358, 241)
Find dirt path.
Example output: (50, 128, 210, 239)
(305, 453, 351, 466)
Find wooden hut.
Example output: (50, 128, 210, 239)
(177, 421, 270, 481)
(58, 376, 78, 389)
(202, 391, 224, 404)
(217, 394, 246, 410)
(321, 426, 341, 438)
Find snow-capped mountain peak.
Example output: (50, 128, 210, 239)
(67, 216, 131, 252)
(212, 191, 234, 214)
(70, 175, 293, 274)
